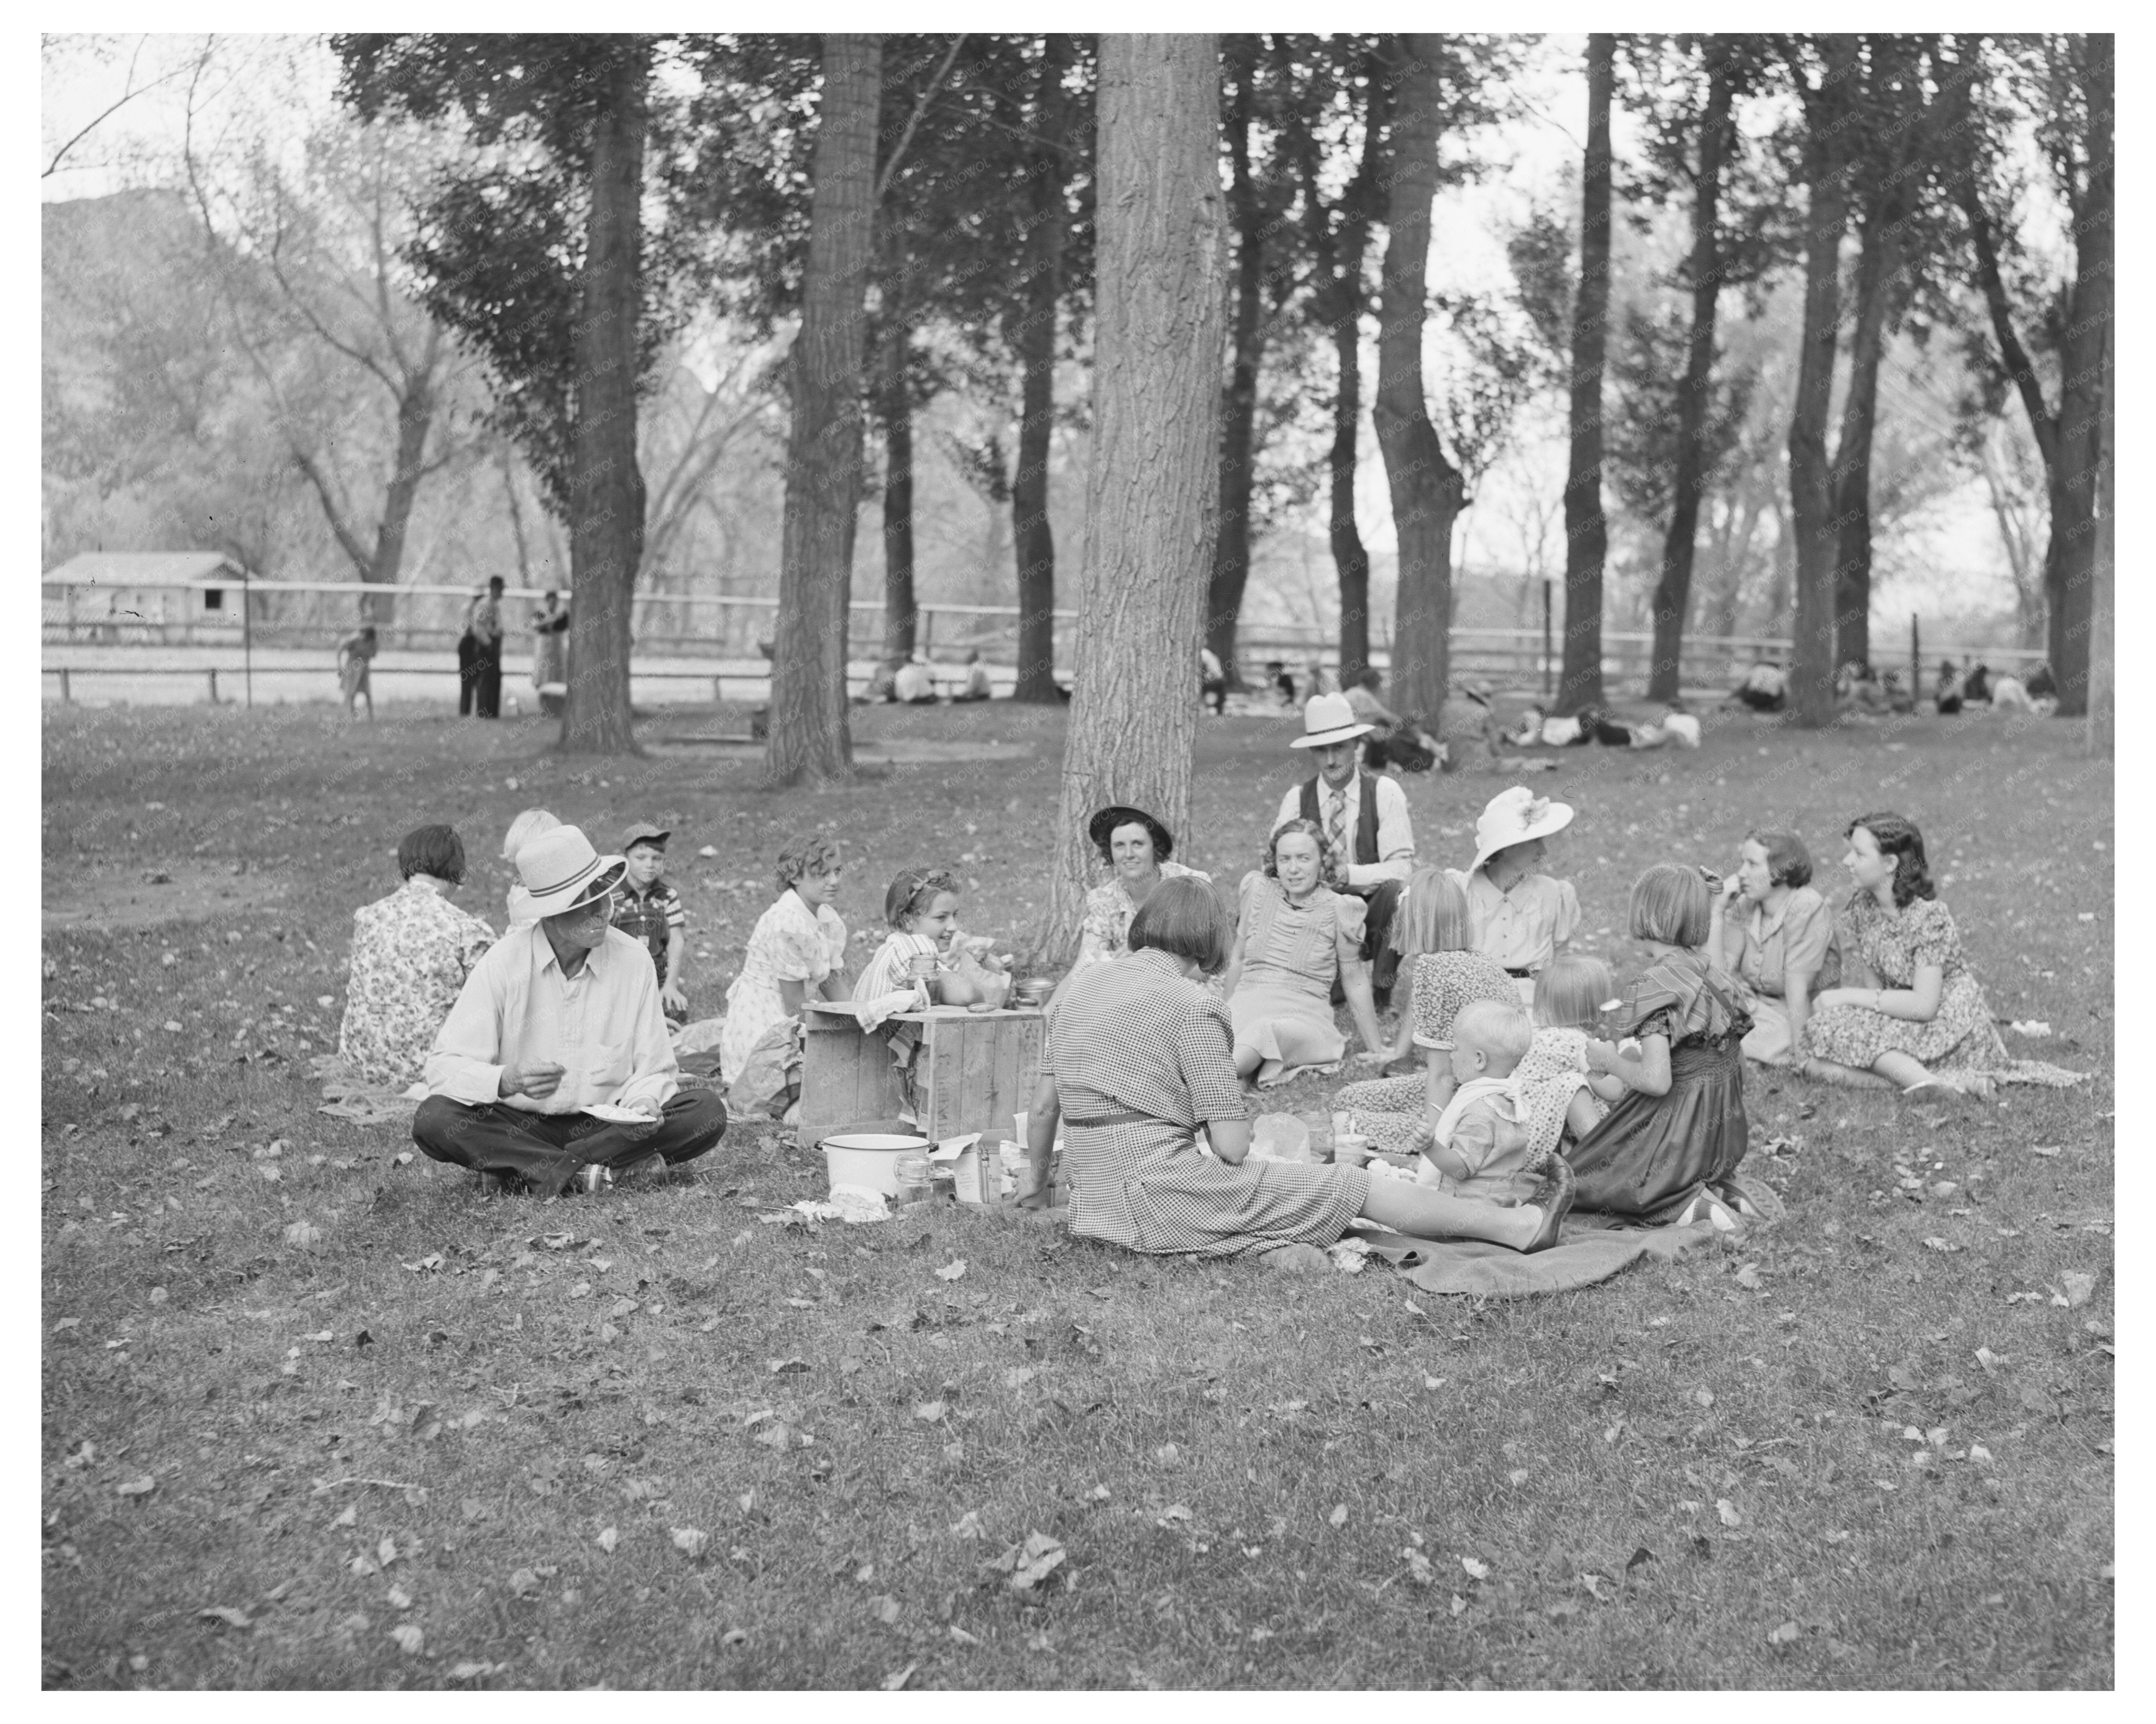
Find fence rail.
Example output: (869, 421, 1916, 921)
(42, 576, 2046, 699)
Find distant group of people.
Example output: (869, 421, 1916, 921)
(863, 648, 994, 704)
(1726, 654, 2059, 720)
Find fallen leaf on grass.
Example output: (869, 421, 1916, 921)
(284, 1221, 322, 1248)
(389, 1624, 424, 1656)
(720, 1629, 749, 1649)
(388, 1587, 412, 1609)
(115, 1476, 156, 1497)
(377, 1537, 398, 1566)
(596, 1527, 618, 1554)
(768, 1357, 809, 1375)
(1716, 1499, 1743, 1527)
(882, 1663, 918, 1692)
(2061, 1272, 2096, 1308)
(868, 1593, 902, 1625)
(198, 1607, 253, 1630)
(1403, 1549, 1434, 1586)
(913, 1401, 948, 1423)
(1460, 1555, 1490, 1580)
(753, 1422, 793, 1449)
(936, 1259, 968, 1282)
(2028, 1144, 2061, 1158)
(1922, 1237, 1962, 1254)
(1694, 1388, 1715, 1408)
(950, 1510, 985, 1540)
(1003, 1367, 1036, 1390)
(1507, 1468, 1531, 1486)
(1328, 1503, 1349, 1528)
(447, 1661, 507, 1680)
(981, 1530, 1067, 1593)
(331, 1505, 358, 1529)
(671, 1528, 709, 1561)
(1768, 1620, 1802, 1645)
(508, 1569, 540, 1598)
(1154, 1443, 1181, 1466)
(1734, 1263, 1762, 1290)
(950, 1625, 980, 1646)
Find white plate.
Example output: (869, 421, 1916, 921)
(582, 1102, 653, 1124)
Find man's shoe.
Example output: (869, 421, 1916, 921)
(475, 1170, 511, 1197)
(613, 1153, 668, 1183)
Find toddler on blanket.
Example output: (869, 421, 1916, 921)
(1414, 999, 1538, 1203)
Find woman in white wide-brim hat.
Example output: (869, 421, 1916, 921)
(1446, 786, 1581, 1003)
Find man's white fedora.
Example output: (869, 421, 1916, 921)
(515, 825, 626, 918)
(1289, 691, 1375, 749)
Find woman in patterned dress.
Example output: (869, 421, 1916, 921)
(1016, 878, 1572, 1264)
(1333, 868, 1517, 1152)
(1224, 820, 1387, 1085)
(1798, 813, 2083, 1097)
(336, 824, 496, 1087)
(720, 838, 852, 1085)
(1073, 806, 1210, 969)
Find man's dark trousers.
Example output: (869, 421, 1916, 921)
(413, 1090, 727, 1194)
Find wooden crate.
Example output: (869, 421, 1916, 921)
(800, 1004, 1045, 1147)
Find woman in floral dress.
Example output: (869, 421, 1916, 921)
(1798, 812, 2085, 1097)
(337, 824, 496, 1087)
(1334, 868, 1517, 1151)
(1224, 820, 1387, 1085)
(720, 837, 852, 1086)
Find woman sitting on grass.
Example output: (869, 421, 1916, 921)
(1711, 829, 1840, 1068)
(336, 823, 496, 1089)
(1074, 805, 1210, 969)
(1796, 813, 2085, 1097)
(1224, 820, 1388, 1087)
(1017, 878, 1573, 1267)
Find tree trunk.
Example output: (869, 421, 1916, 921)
(1010, 32, 1071, 704)
(1043, 33, 1226, 963)
(766, 34, 882, 785)
(1645, 51, 1731, 703)
(1329, 311, 1373, 686)
(2051, 44, 2111, 720)
(1827, 196, 1908, 678)
(1204, 36, 1264, 678)
(878, 315, 918, 662)
(1783, 39, 1857, 729)
(560, 49, 649, 755)
(1373, 35, 1464, 720)
(359, 364, 436, 629)
(1557, 32, 1615, 714)
(2089, 307, 2113, 755)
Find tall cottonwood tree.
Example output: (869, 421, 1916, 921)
(336, 33, 671, 752)
(1555, 33, 1615, 715)
(1953, 33, 2114, 717)
(1278, 36, 1391, 685)
(1043, 34, 1226, 961)
(1778, 33, 1862, 727)
(1623, 35, 1779, 701)
(766, 34, 882, 786)
(1372, 34, 1467, 719)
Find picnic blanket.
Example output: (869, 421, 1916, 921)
(309, 1053, 425, 1126)
(1343, 1211, 1721, 1297)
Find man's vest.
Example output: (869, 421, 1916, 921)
(1298, 772, 1380, 868)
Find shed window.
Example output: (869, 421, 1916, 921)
(202, 588, 224, 611)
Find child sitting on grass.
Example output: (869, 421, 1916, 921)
(1334, 868, 1516, 1154)
(1514, 954, 1625, 1149)
(1412, 999, 1538, 1203)
(613, 823, 689, 1022)
(1567, 863, 1753, 1224)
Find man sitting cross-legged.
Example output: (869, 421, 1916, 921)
(412, 825, 727, 1196)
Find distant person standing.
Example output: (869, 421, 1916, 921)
(471, 576, 507, 719)
(336, 622, 378, 721)
(457, 587, 484, 716)
(1200, 645, 1228, 715)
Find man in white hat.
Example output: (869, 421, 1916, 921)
(413, 825, 727, 1195)
(1275, 691, 1416, 1003)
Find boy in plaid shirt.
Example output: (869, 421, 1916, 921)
(615, 822, 689, 1022)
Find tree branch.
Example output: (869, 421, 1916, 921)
(42, 41, 189, 179)
(875, 34, 965, 202)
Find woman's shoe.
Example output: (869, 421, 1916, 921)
(1519, 1154, 1576, 1254)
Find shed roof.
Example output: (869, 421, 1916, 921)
(44, 552, 256, 585)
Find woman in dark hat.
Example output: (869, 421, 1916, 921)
(1074, 806, 1212, 970)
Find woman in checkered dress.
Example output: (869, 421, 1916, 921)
(1016, 879, 1573, 1261)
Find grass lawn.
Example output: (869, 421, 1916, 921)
(42, 697, 2113, 1689)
